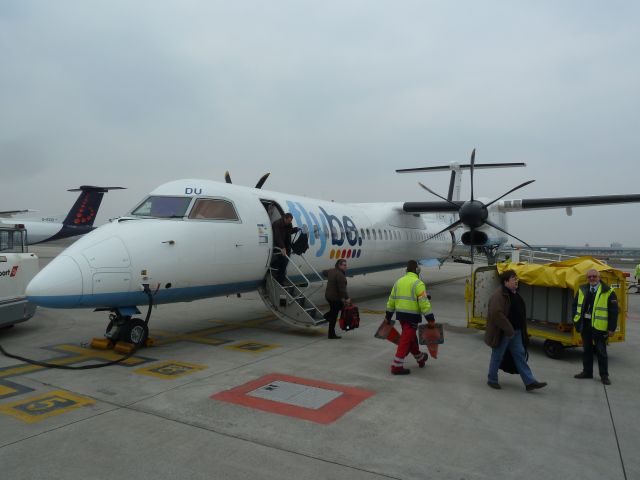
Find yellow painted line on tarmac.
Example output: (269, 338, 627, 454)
(150, 316, 280, 346)
(0, 384, 17, 396)
(360, 309, 386, 315)
(224, 341, 281, 353)
(53, 345, 147, 365)
(0, 390, 95, 424)
(134, 360, 208, 379)
(0, 356, 85, 378)
(0, 344, 148, 379)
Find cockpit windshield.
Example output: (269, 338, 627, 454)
(131, 196, 192, 219)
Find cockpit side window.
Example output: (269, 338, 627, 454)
(188, 199, 239, 221)
(131, 196, 192, 218)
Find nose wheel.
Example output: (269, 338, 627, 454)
(105, 314, 149, 347)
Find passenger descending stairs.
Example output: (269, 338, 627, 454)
(258, 252, 327, 328)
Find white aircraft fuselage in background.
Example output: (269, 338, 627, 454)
(26, 179, 476, 310)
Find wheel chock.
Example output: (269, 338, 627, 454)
(90, 338, 114, 350)
(145, 337, 155, 347)
(114, 341, 136, 354)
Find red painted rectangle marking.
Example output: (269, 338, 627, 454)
(211, 373, 375, 424)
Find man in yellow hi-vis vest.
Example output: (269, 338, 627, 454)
(384, 260, 435, 375)
(573, 269, 618, 385)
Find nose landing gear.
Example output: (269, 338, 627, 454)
(104, 314, 150, 347)
(91, 284, 155, 351)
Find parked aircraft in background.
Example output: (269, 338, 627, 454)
(25, 151, 640, 346)
(0, 186, 124, 244)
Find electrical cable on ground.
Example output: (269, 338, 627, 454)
(0, 286, 154, 370)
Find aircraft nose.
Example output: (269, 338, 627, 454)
(26, 255, 84, 308)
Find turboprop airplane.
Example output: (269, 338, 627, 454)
(0, 186, 124, 244)
(24, 151, 640, 347)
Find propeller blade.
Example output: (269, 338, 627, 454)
(255, 172, 270, 189)
(485, 180, 536, 208)
(470, 149, 476, 201)
(421, 219, 463, 243)
(418, 182, 459, 207)
(485, 219, 532, 249)
(224, 171, 232, 184)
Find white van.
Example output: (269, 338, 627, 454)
(0, 224, 38, 327)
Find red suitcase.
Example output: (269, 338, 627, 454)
(339, 305, 360, 331)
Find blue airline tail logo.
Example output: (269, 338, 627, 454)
(286, 201, 363, 258)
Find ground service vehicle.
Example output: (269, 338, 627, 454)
(466, 257, 627, 359)
(0, 224, 38, 327)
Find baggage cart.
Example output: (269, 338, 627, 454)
(465, 256, 627, 359)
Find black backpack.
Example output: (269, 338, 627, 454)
(291, 231, 309, 255)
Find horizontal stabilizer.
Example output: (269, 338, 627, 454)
(396, 162, 526, 174)
(67, 186, 126, 193)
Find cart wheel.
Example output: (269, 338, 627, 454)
(628, 284, 639, 294)
(543, 340, 564, 359)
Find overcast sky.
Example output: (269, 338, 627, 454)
(1, 1, 639, 246)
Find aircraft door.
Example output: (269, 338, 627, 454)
(260, 200, 284, 269)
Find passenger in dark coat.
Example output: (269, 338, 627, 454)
(270, 213, 298, 284)
(323, 259, 351, 339)
(485, 269, 547, 392)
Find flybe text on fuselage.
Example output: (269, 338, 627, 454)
(286, 201, 362, 258)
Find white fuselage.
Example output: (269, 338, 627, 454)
(0, 218, 66, 245)
(26, 179, 475, 310)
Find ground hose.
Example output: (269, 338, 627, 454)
(0, 286, 154, 370)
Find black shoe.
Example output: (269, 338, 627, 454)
(487, 381, 501, 390)
(391, 367, 411, 375)
(574, 372, 593, 379)
(601, 376, 611, 385)
(417, 352, 428, 368)
(526, 381, 547, 391)
(328, 334, 341, 339)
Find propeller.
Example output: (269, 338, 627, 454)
(223, 171, 270, 189)
(255, 172, 270, 189)
(418, 149, 535, 259)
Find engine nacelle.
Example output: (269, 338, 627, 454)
(461, 230, 488, 246)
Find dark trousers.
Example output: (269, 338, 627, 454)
(271, 254, 289, 284)
(581, 324, 609, 377)
(324, 299, 343, 337)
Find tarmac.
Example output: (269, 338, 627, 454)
(0, 244, 638, 480)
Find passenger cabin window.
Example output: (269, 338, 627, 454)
(188, 199, 239, 221)
(132, 196, 192, 219)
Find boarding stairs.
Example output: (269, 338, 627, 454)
(258, 249, 327, 328)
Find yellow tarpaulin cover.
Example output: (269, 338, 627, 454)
(496, 256, 626, 292)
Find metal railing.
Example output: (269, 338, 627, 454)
(508, 249, 578, 265)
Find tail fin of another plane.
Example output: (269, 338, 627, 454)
(63, 186, 126, 227)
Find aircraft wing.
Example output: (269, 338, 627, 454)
(497, 194, 640, 211)
(402, 194, 640, 214)
(0, 209, 35, 217)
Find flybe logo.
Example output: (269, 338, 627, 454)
(286, 201, 363, 259)
(0, 266, 19, 277)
